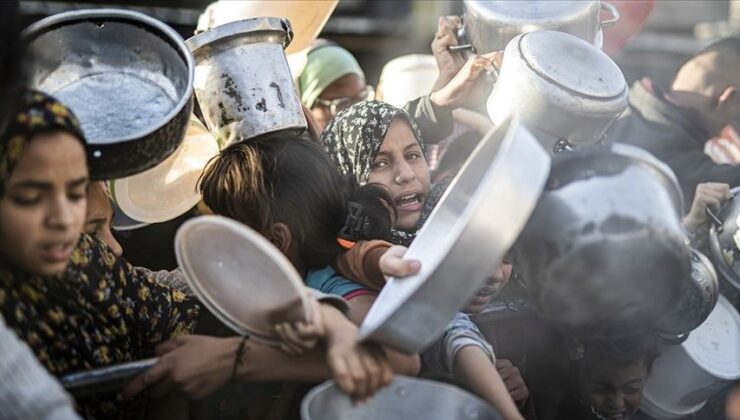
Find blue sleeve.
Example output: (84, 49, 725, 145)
(305, 266, 372, 299)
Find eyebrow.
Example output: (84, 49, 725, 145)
(85, 217, 107, 226)
(374, 141, 423, 160)
(12, 176, 89, 190)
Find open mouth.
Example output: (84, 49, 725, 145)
(40, 241, 75, 263)
(591, 407, 628, 420)
(395, 193, 423, 212)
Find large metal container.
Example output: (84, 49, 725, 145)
(301, 376, 502, 420)
(514, 144, 690, 339)
(23, 9, 194, 180)
(486, 30, 628, 154)
(707, 186, 740, 308)
(462, 0, 619, 53)
(358, 117, 550, 353)
(641, 295, 740, 419)
(186, 17, 307, 145)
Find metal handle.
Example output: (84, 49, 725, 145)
(600, 1, 620, 28)
(706, 207, 723, 229)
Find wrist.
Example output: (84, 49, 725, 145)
(322, 306, 357, 344)
(429, 89, 453, 110)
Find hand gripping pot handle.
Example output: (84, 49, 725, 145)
(600, 2, 620, 28)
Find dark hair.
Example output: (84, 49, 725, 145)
(697, 37, 740, 59)
(580, 335, 661, 373)
(0, 1, 23, 129)
(199, 132, 394, 269)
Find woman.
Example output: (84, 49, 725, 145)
(0, 91, 200, 418)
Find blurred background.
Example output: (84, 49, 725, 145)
(17, 0, 737, 93)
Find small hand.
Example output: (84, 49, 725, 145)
(495, 359, 529, 404)
(683, 183, 731, 233)
(429, 52, 502, 110)
(379, 245, 421, 279)
(431, 16, 466, 91)
(274, 298, 325, 355)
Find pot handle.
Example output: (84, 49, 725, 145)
(600, 1, 620, 28)
(706, 207, 723, 230)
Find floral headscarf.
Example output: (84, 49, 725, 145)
(321, 100, 425, 187)
(0, 90, 85, 195)
(322, 100, 440, 246)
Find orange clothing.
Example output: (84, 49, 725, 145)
(335, 240, 392, 291)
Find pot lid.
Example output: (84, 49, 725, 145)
(682, 295, 740, 380)
(111, 201, 150, 231)
(518, 30, 626, 99)
(187, 17, 293, 58)
(464, 0, 596, 25)
(110, 116, 219, 224)
(175, 215, 311, 344)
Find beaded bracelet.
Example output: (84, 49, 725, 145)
(231, 336, 249, 382)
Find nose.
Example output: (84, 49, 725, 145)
(46, 194, 76, 231)
(102, 230, 123, 257)
(605, 392, 626, 412)
(394, 160, 416, 185)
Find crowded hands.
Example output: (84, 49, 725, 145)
(275, 297, 393, 401)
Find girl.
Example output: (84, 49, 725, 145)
(0, 91, 200, 418)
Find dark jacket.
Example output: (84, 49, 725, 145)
(404, 94, 454, 144)
(606, 79, 740, 209)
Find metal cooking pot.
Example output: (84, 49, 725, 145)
(462, 0, 619, 54)
(186, 17, 307, 145)
(23, 9, 194, 180)
(358, 117, 550, 353)
(641, 295, 740, 419)
(301, 376, 502, 420)
(514, 144, 690, 339)
(487, 30, 628, 154)
(707, 186, 740, 308)
(656, 249, 720, 336)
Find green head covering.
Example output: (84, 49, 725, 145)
(299, 43, 365, 108)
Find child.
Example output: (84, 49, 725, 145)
(197, 133, 420, 381)
(559, 335, 659, 420)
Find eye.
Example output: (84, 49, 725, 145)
(68, 190, 87, 202)
(371, 160, 388, 171)
(11, 194, 41, 206)
(405, 152, 422, 161)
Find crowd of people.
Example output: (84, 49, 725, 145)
(0, 1, 739, 420)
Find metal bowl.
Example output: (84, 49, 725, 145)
(23, 9, 194, 180)
(301, 376, 502, 420)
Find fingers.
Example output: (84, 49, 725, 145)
(347, 353, 370, 401)
(509, 383, 530, 403)
(155, 336, 186, 356)
(380, 246, 421, 279)
(329, 352, 356, 396)
(122, 357, 171, 399)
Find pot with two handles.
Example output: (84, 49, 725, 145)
(486, 30, 628, 154)
(460, 0, 620, 54)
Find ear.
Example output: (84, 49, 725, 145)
(268, 222, 293, 254)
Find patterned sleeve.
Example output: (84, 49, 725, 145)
(79, 234, 200, 353)
(134, 267, 194, 297)
(403, 95, 454, 144)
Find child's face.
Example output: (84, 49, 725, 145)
(580, 360, 648, 420)
(463, 261, 513, 314)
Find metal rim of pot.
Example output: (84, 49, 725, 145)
(186, 16, 294, 57)
(21, 9, 195, 156)
(707, 186, 740, 291)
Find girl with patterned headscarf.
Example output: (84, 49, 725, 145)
(321, 100, 453, 246)
(0, 91, 199, 418)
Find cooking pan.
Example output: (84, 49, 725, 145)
(707, 186, 740, 308)
(301, 376, 502, 420)
(514, 143, 690, 339)
(22, 9, 194, 180)
(358, 116, 550, 353)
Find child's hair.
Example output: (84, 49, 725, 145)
(199, 132, 394, 269)
(580, 335, 661, 373)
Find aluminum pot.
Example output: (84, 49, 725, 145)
(358, 116, 550, 353)
(513, 144, 690, 339)
(707, 186, 740, 309)
(23, 9, 194, 180)
(462, 0, 619, 54)
(301, 376, 502, 420)
(487, 30, 628, 154)
(656, 248, 720, 336)
(641, 295, 740, 419)
(186, 17, 307, 145)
